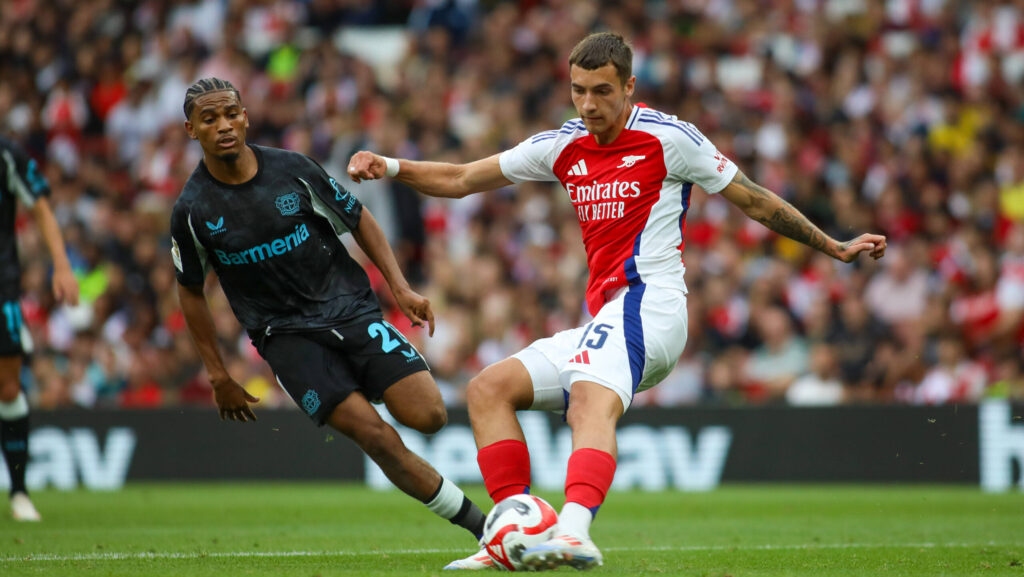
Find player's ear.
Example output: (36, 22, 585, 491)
(184, 120, 197, 140)
(624, 75, 636, 98)
(243, 109, 249, 129)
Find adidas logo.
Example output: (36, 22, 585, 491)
(568, 350, 591, 365)
(567, 159, 588, 177)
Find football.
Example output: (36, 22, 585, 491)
(482, 494, 559, 571)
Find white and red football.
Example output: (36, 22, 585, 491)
(482, 494, 559, 571)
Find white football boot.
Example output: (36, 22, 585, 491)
(10, 492, 41, 522)
(521, 532, 603, 570)
(443, 546, 495, 570)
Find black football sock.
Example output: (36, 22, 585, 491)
(1, 415, 29, 496)
(425, 477, 487, 540)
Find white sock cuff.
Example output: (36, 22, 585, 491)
(0, 392, 28, 420)
(425, 477, 465, 520)
(558, 502, 594, 538)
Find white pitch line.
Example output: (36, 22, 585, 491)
(2, 542, 1021, 563)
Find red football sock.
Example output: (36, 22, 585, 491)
(565, 448, 616, 513)
(477, 439, 531, 503)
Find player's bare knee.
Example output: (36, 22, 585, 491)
(0, 379, 20, 403)
(566, 390, 614, 431)
(421, 404, 447, 434)
(414, 413, 446, 436)
(565, 403, 585, 431)
(466, 375, 505, 414)
(404, 403, 447, 435)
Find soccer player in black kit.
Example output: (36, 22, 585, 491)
(0, 136, 79, 521)
(170, 78, 486, 541)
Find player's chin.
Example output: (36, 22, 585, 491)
(216, 150, 241, 163)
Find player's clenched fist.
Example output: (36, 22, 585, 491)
(347, 151, 387, 183)
(394, 286, 436, 337)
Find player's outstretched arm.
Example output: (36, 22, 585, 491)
(30, 197, 79, 305)
(719, 170, 886, 263)
(350, 208, 435, 336)
(347, 151, 512, 199)
(177, 283, 259, 422)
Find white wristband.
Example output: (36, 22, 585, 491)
(383, 156, 400, 178)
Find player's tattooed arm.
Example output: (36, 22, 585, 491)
(720, 171, 886, 262)
(721, 171, 834, 255)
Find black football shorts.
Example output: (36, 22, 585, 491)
(0, 285, 26, 357)
(257, 315, 430, 426)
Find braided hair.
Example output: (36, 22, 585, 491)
(183, 77, 241, 119)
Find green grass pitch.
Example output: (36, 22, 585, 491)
(0, 484, 1022, 576)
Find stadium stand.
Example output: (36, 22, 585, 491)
(2, 0, 1022, 409)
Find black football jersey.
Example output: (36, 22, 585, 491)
(170, 144, 380, 334)
(0, 136, 51, 288)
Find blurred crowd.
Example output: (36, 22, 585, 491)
(2, 0, 1023, 410)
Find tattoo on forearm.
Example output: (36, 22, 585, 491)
(734, 172, 832, 254)
(736, 173, 772, 205)
(763, 202, 828, 252)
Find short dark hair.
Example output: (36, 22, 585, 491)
(183, 77, 241, 119)
(568, 33, 633, 86)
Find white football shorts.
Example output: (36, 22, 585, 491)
(513, 283, 688, 413)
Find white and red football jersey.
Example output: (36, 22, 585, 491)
(500, 104, 737, 315)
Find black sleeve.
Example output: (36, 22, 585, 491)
(170, 200, 210, 287)
(1, 143, 50, 206)
(299, 156, 363, 234)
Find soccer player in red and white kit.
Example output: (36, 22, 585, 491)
(348, 32, 886, 571)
